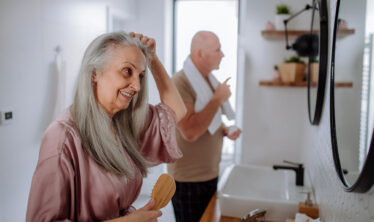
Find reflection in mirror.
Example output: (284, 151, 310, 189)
(307, 0, 320, 124)
(330, 0, 374, 192)
(307, 0, 328, 125)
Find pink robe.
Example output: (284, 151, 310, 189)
(26, 104, 182, 222)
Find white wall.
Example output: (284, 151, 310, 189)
(237, 0, 313, 166)
(0, 2, 43, 221)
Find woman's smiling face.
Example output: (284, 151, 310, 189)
(93, 44, 146, 117)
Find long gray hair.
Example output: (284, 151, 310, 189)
(71, 31, 150, 178)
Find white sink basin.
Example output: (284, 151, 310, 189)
(218, 164, 312, 222)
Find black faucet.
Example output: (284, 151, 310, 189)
(273, 160, 304, 186)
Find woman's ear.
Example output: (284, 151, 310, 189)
(92, 70, 98, 83)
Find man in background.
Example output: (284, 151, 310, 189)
(168, 31, 241, 222)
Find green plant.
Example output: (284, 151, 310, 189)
(276, 4, 290, 14)
(310, 57, 319, 63)
(274, 65, 279, 70)
(284, 56, 305, 64)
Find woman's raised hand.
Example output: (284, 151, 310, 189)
(129, 31, 187, 122)
(129, 32, 156, 58)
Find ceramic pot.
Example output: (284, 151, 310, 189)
(310, 63, 319, 83)
(279, 63, 306, 83)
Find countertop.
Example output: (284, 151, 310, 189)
(199, 193, 241, 222)
(199, 193, 272, 222)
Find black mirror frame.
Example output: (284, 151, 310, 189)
(330, 0, 374, 193)
(307, 0, 328, 125)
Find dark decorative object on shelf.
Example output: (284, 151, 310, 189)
(292, 34, 319, 57)
(283, 4, 317, 57)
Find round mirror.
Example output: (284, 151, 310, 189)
(307, 0, 328, 125)
(330, 0, 374, 192)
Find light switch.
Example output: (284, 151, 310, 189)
(0, 109, 14, 125)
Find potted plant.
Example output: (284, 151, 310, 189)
(278, 56, 306, 83)
(310, 57, 319, 83)
(275, 4, 290, 30)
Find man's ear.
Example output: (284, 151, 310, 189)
(197, 49, 203, 59)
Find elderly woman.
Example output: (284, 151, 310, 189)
(26, 31, 186, 222)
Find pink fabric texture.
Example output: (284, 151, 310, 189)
(26, 103, 182, 222)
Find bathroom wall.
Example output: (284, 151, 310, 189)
(237, 0, 314, 166)
(304, 98, 374, 222)
(302, 0, 374, 221)
(238, 0, 374, 221)
(0, 1, 106, 221)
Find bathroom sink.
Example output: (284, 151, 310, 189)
(218, 164, 312, 222)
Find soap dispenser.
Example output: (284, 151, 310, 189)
(298, 192, 319, 219)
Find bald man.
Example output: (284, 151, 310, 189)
(168, 31, 241, 222)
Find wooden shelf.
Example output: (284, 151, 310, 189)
(338, 28, 356, 37)
(261, 29, 355, 38)
(261, 30, 317, 38)
(259, 80, 353, 88)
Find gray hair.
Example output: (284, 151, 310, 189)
(71, 31, 150, 178)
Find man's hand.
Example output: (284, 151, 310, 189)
(213, 77, 231, 105)
(223, 126, 241, 140)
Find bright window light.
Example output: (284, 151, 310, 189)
(175, 0, 238, 157)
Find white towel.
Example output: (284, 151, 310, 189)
(183, 56, 235, 134)
(52, 51, 66, 120)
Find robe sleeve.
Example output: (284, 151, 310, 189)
(26, 122, 75, 222)
(140, 103, 183, 165)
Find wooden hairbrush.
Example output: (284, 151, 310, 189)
(151, 174, 176, 210)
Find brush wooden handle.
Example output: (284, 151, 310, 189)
(151, 174, 176, 210)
